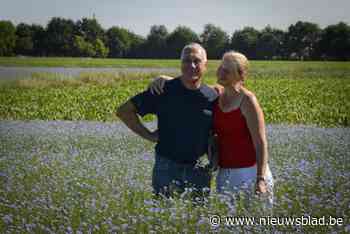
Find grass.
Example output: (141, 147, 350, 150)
(0, 57, 183, 68)
(1, 57, 350, 72)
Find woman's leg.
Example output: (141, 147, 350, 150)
(216, 165, 274, 212)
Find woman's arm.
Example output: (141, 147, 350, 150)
(149, 75, 224, 96)
(148, 75, 174, 95)
(241, 91, 268, 193)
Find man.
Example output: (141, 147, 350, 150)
(116, 43, 217, 197)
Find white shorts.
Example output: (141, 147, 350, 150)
(216, 164, 274, 207)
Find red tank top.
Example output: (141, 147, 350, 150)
(213, 100, 256, 168)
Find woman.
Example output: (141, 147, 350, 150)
(212, 51, 273, 207)
(149, 51, 273, 206)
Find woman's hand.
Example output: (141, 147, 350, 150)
(212, 84, 224, 95)
(148, 75, 174, 95)
(256, 179, 268, 194)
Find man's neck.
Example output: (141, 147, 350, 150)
(179, 75, 201, 90)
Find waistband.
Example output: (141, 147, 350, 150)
(155, 154, 197, 166)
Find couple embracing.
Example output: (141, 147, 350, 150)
(117, 43, 273, 207)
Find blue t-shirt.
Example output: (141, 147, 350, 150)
(131, 78, 218, 164)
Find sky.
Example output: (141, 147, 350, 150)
(1, 0, 349, 37)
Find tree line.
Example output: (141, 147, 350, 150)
(0, 17, 349, 60)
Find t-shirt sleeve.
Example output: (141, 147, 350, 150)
(130, 89, 158, 117)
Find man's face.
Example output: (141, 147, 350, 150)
(181, 48, 207, 85)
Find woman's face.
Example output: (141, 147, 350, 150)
(216, 60, 239, 86)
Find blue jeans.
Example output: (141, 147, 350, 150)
(152, 154, 211, 197)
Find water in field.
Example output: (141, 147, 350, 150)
(0, 66, 179, 79)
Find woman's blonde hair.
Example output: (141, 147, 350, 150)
(222, 51, 249, 81)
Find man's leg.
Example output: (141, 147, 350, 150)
(183, 165, 211, 199)
(152, 155, 183, 197)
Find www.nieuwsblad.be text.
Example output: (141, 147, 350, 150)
(209, 215, 344, 227)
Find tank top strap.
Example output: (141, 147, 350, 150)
(239, 93, 246, 109)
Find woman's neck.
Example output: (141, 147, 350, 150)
(219, 81, 244, 111)
(223, 81, 243, 97)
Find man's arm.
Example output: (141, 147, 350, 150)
(116, 100, 158, 143)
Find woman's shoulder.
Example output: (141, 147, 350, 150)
(240, 87, 262, 118)
(241, 87, 258, 104)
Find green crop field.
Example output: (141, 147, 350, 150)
(0, 60, 349, 126)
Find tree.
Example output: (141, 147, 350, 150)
(200, 24, 229, 59)
(144, 25, 168, 58)
(285, 21, 321, 60)
(30, 24, 46, 56)
(94, 39, 109, 58)
(166, 26, 199, 58)
(15, 23, 34, 55)
(72, 18, 108, 58)
(230, 27, 259, 59)
(106, 27, 132, 57)
(318, 22, 350, 61)
(256, 26, 285, 59)
(73, 35, 96, 57)
(126, 33, 146, 58)
(76, 18, 105, 43)
(73, 36, 109, 58)
(46, 17, 76, 56)
(0, 20, 16, 56)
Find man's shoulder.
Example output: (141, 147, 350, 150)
(164, 77, 180, 90)
(200, 84, 219, 102)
